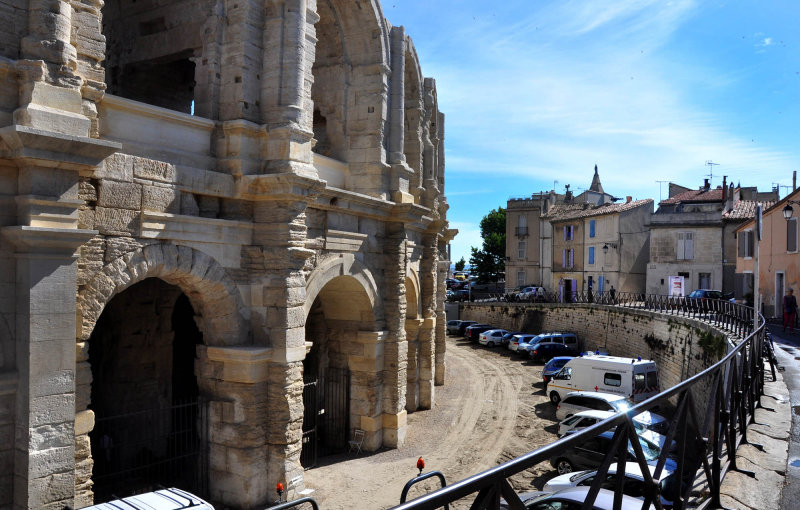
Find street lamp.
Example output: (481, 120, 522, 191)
(783, 201, 800, 220)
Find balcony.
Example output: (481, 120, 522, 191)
(514, 226, 528, 236)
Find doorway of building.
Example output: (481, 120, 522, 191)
(776, 272, 786, 318)
(88, 279, 206, 501)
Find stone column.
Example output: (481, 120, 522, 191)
(21, 0, 77, 70)
(195, 346, 272, 508)
(388, 27, 406, 165)
(261, 0, 317, 178)
(380, 223, 408, 447)
(418, 233, 439, 405)
(405, 318, 423, 412)
(435, 253, 450, 386)
(242, 174, 323, 502)
(0, 122, 116, 510)
(349, 330, 389, 450)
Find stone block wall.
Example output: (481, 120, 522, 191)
(460, 303, 725, 405)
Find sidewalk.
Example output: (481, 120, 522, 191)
(718, 325, 793, 509)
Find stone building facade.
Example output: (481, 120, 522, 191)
(0, 1, 453, 509)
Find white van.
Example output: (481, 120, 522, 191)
(545, 355, 659, 404)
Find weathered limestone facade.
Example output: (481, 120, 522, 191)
(0, 1, 453, 509)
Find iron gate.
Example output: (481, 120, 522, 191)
(90, 398, 208, 502)
(301, 367, 350, 468)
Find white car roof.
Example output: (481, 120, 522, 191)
(565, 390, 629, 402)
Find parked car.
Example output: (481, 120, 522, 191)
(508, 333, 536, 352)
(686, 289, 724, 312)
(543, 462, 676, 508)
(452, 289, 471, 301)
(518, 286, 546, 302)
(84, 488, 215, 510)
(557, 409, 670, 438)
(501, 487, 655, 510)
(446, 289, 455, 301)
(542, 356, 574, 384)
(555, 391, 633, 421)
(465, 324, 494, 342)
(456, 321, 477, 336)
(529, 342, 576, 362)
(526, 332, 580, 354)
(501, 331, 524, 346)
(446, 320, 463, 335)
(549, 429, 676, 475)
(478, 329, 508, 347)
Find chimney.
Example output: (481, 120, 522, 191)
(703, 178, 709, 191)
(626, 196, 632, 203)
(794, 170, 797, 191)
(722, 175, 727, 202)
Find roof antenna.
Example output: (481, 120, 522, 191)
(705, 160, 719, 185)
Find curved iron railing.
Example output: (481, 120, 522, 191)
(397, 302, 772, 510)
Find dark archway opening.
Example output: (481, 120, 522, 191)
(89, 278, 205, 501)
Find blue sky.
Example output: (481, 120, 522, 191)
(383, 1, 800, 263)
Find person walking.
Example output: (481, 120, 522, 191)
(783, 288, 798, 333)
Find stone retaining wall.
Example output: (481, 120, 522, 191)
(460, 303, 728, 404)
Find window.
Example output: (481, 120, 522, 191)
(555, 367, 572, 380)
(589, 219, 596, 238)
(515, 215, 528, 236)
(699, 273, 711, 289)
(517, 270, 525, 287)
(564, 225, 574, 241)
(518, 241, 526, 259)
(677, 232, 694, 260)
(738, 229, 754, 258)
(647, 371, 658, 389)
(604, 373, 622, 387)
(588, 246, 595, 264)
(788, 218, 798, 252)
(568, 249, 574, 268)
(634, 373, 646, 391)
(563, 335, 577, 346)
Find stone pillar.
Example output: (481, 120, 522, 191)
(380, 223, 408, 447)
(196, 346, 272, 508)
(242, 175, 323, 502)
(261, 0, 317, 178)
(405, 318, 423, 412)
(419, 233, 439, 400)
(435, 254, 450, 386)
(350, 330, 391, 450)
(0, 123, 117, 510)
(21, 0, 77, 70)
(218, 0, 264, 123)
(388, 27, 406, 165)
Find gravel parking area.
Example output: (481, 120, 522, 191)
(302, 336, 561, 509)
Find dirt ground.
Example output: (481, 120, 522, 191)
(302, 337, 561, 509)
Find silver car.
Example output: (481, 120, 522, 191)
(502, 486, 655, 510)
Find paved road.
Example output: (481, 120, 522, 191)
(768, 324, 800, 509)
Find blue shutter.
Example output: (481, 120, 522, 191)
(589, 220, 595, 238)
(588, 246, 595, 264)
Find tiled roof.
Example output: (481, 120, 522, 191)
(659, 188, 723, 205)
(723, 200, 777, 220)
(545, 199, 653, 222)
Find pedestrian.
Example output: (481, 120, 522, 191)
(609, 285, 616, 303)
(783, 288, 798, 333)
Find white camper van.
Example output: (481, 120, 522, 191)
(545, 355, 659, 404)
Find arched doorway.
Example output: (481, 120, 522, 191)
(88, 278, 205, 500)
(301, 274, 377, 467)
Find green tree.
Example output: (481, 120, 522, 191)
(469, 207, 506, 282)
(454, 257, 466, 272)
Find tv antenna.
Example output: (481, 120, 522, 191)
(656, 180, 669, 202)
(705, 160, 719, 183)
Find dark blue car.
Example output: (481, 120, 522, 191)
(542, 356, 573, 384)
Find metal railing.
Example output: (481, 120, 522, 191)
(400, 301, 773, 509)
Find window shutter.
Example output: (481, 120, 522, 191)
(588, 246, 594, 264)
(677, 232, 685, 260)
(563, 226, 567, 241)
(569, 248, 574, 268)
(562, 249, 566, 267)
(685, 233, 694, 259)
(747, 231, 754, 257)
(788, 219, 798, 252)
(738, 232, 745, 257)
(589, 220, 595, 238)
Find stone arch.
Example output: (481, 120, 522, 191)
(405, 268, 421, 320)
(313, 0, 392, 196)
(78, 243, 248, 347)
(304, 254, 384, 324)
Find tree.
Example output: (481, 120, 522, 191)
(454, 257, 466, 272)
(469, 207, 506, 282)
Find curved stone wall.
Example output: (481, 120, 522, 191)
(460, 303, 729, 403)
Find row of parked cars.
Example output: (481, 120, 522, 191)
(447, 319, 679, 509)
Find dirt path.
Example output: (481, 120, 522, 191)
(302, 338, 560, 509)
